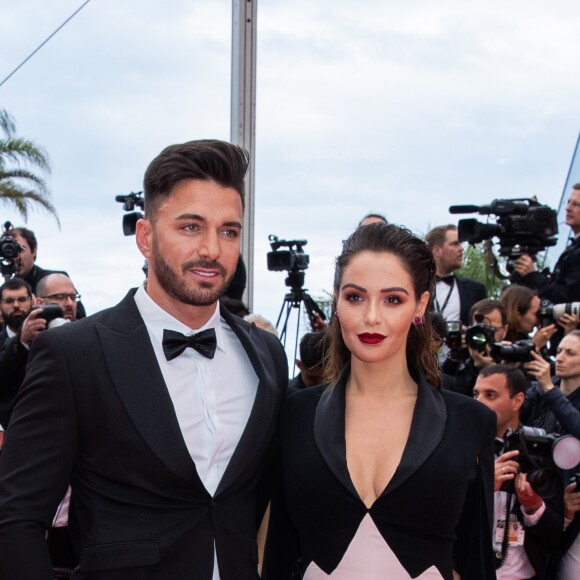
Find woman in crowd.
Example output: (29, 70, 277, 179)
(499, 284, 557, 350)
(263, 222, 496, 580)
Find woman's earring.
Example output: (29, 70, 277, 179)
(413, 315, 425, 326)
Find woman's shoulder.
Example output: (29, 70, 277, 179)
(439, 387, 496, 432)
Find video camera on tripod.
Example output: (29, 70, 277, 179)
(449, 197, 558, 280)
(267, 235, 326, 346)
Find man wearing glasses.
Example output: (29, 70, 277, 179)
(0, 273, 79, 429)
(35, 273, 80, 322)
(10, 227, 86, 319)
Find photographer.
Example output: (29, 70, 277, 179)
(521, 331, 580, 439)
(473, 365, 563, 579)
(551, 477, 580, 579)
(512, 184, 580, 305)
(9, 226, 86, 319)
(0, 273, 76, 428)
(500, 284, 558, 351)
(447, 299, 508, 396)
(0, 278, 38, 428)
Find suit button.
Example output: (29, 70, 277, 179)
(211, 500, 220, 512)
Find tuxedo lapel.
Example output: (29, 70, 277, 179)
(313, 365, 360, 498)
(313, 366, 447, 501)
(214, 307, 281, 496)
(383, 375, 446, 496)
(95, 291, 202, 487)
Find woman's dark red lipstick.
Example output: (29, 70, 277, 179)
(358, 333, 386, 344)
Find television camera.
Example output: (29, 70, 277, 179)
(449, 197, 558, 280)
(267, 235, 326, 348)
(0, 221, 20, 279)
(115, 191, 144, 236)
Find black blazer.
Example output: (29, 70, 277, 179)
(0, 290, 288, 580)
(456, 275, 487, 326)
(263, 369, 497, 580)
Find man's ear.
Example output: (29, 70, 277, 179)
(135, 218, 153, 259)
(295, 360, 303, 370)
(512, 392, 525, 412)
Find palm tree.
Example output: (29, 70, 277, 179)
(0, 108, 58, 224)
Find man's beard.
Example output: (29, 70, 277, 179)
(150, 240, 232, 307)
(3, 311, 26, 331)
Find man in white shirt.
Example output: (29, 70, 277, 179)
(0, 139, 288, 580)
(474, 365, 564, 579)
(425, 224, 487, 326)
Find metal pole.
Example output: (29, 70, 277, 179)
(231, 0, 257, 311)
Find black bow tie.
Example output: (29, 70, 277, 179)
(162, 328, 217, 361)
(436, 274, 455, 286)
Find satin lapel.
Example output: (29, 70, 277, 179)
(313, 365, 360, 498)
(96, 291, 201, 487)
(382, 375, 447, 497)
(214, 307, 281, 496)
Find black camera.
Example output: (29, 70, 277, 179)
(490, 339, 535, 363)
(538, 299, 580, 328)
(444, 320, 462, 349)
(0, 221, 20, 278)
(465, 314, 496, 353)
(115, 191, 144, 236)
(449, 198, 558, 275)
(31, 304, 64, 323)
(500, 427, 580, 498)
(267, 235, 309, 272)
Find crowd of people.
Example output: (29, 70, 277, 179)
(0, 139, 579, 579)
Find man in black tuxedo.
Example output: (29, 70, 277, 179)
(426, 224, 487, 326)
(0, 139, 288, 579)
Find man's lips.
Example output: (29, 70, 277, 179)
(190, 269, 219, 278)
(358, 333, 386, 344)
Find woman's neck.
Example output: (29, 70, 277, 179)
(348, 355, 417, 400)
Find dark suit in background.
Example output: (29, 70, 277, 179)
(455, 275, 488, 326)
(0, 290, 287, 579)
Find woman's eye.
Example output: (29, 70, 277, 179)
(385, 295, 402, 304)
(345, 293, 363, 302)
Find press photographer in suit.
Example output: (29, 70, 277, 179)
(512, 184, 580, 304)
(0, 139, 288, 580)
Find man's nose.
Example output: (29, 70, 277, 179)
(198, 232, 220, 259)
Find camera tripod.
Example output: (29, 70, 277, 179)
(275, 270, 326, 364)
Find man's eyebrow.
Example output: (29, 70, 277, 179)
(174, 214, 242, 229)
(175, 213, 205, 221)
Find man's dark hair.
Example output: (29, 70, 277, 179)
(12, 227, 37, 254)
(143, 139, 250, 220)
(478, 364, 527, 398)
(299, 331, 328, 369)
(358, 212, 387, 227)
(0, 277, 32, 300)
(573, 183, 580, 191)
(425, 224, 457, 250)
(469, 299, 507, 327)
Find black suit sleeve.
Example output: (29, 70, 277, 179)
(0, 330, 79, 580)
(453, 410, 497, 579)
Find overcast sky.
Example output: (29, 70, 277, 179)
(1, 0, 580, 357)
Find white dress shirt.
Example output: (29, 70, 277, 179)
(434, 278, 461, 322)
(134, 284, 259, 579)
